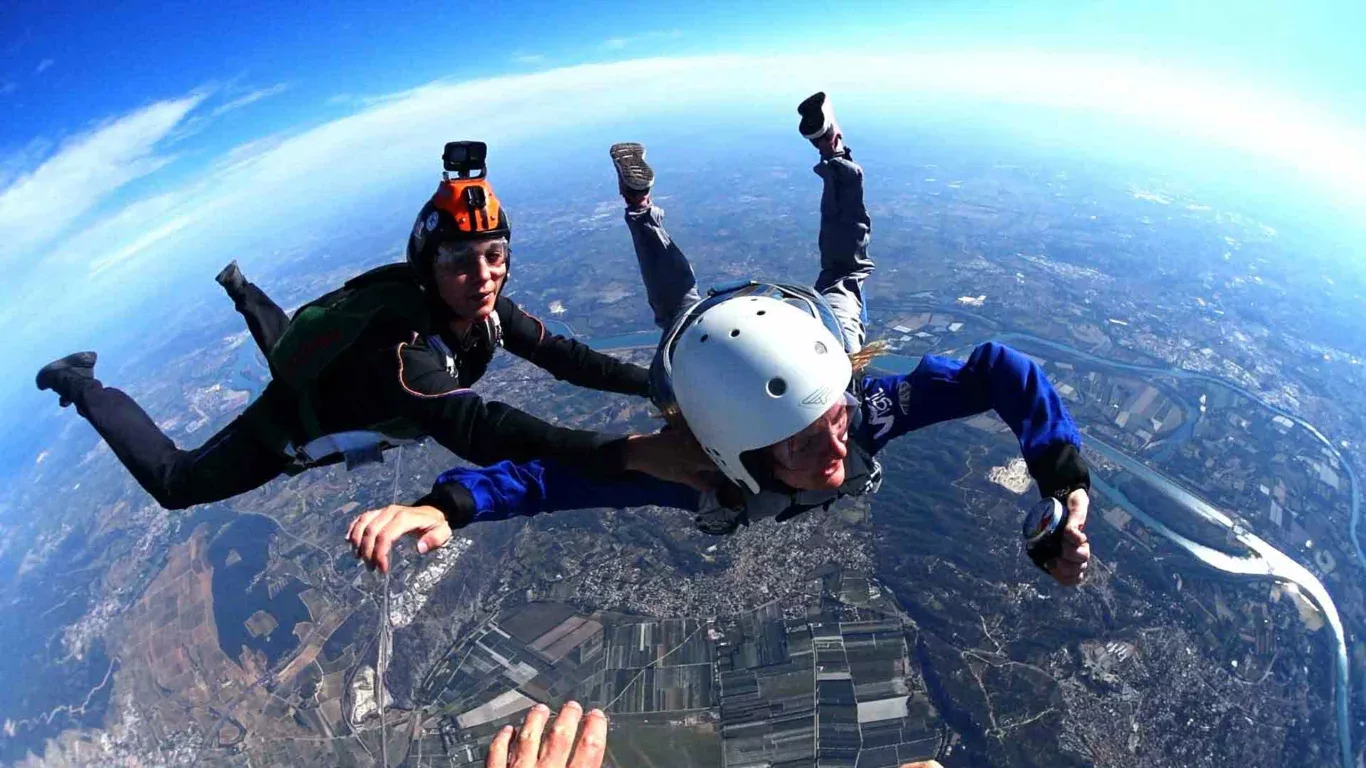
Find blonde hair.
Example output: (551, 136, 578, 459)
(848, 339, 889, 373)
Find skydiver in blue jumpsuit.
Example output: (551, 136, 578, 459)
(349, 94, 1093, 586)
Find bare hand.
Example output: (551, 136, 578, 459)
(484, 701, 607, 768)
(624, 430, 720, 492)
(1049, 488, 1091, 586)
(898, 762, 944, 768)
(346, 504, 450, 574)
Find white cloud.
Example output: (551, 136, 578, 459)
(87, 213, 196, 276)
(0, 81, 15, 96)
(5, 50, 1365, 393)
(18, 53, 1366, 289)
(214, 132, 290, 173)
(514, 53, 545, 64)
(210, 83, 289, 117)
(602, 30, 682, 51)
(34, 58, 54, 75)
(0, 136, 54, 189)
(0, 93, 203, 264)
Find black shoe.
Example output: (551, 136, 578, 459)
(798, 92, 833, 139)
(215, 260, 247, 296)
(610, 142, 654, 197)
(798, 92, 845, 157)
(36, 351, 98, 408)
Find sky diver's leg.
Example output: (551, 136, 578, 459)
(625, 203, 703, 330)
(812, 152, 874, 353)
(66, 378, 291, 510)
(612, 142, 702, 331)
(217, 260, 290, 355)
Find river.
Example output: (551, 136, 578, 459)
(994, 330, 1364, 582)
(875, 327, 1357, 768)
(1089, 439, 1352, 768)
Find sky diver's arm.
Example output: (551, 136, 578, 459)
(497, 296, 651, 397)
(860, 341, 1090, 497)
(416, 459, 701, 527)
(388, 333, 634, 475)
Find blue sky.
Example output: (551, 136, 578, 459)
(1, 0, 1364, 439)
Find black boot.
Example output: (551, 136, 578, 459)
(215, 260, 247, 298)
(36, 351, 98, 408)
(797, 92, 846, 158)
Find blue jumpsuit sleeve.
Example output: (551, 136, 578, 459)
(858, 341, 1082, 462)
(430, 459, 701, 525)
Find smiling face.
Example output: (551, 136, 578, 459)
(432, 237, 509, 321)
(766, 400, 851, 491)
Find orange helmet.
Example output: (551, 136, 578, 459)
(407, 141, 512, 284)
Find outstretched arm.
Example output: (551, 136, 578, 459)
(859, 341, 1088, 496)
(497, 297, 652, 397)
(423, 459, 701, 525)
(348, 458, 701, 572)
(859, 341, 1091, 585)
(387, 333, 714, 487)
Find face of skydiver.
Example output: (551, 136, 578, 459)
(767, 400, 850, 491)
(433, 237, 508, 323)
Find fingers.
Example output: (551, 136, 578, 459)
(1051, 560, 1086, 586)
(485, 725, 513, 768)
(359, 506, 399, 569)
(512, 703, 551, 768)
(1057, 489, 1092, 586)
(374, 513, 414, 574)
(418, 525, 452, 555)
(1063, 537, 1092, 564)
(347, 508, 382, 552)
(349, 506, 449, 573)
(1065, 488, 1090, 532)
(538, 701, 583, 768)
(567, 709, 608, 768)
(1050, 539, 1091, 586)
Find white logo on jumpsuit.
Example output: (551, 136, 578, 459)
(867, 385, 895, 440)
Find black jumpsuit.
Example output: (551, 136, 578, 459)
(65, 266, 649, 509)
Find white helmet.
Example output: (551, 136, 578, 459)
(668, 293, 853, 493)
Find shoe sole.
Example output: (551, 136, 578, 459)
(610, 142, 654, 193)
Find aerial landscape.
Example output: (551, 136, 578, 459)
(1, 2, 1365, 767)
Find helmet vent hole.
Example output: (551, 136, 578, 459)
(756, 310, 766, 316)
(700, 334, 709, 343)
(814, 341, 828, 355)
(730, 329, 740, 338)
(766, 377, 788, 397)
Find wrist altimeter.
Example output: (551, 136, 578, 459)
(1022, 496, 1069, 573)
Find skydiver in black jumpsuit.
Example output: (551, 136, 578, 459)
(35, 146, 708, 510)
